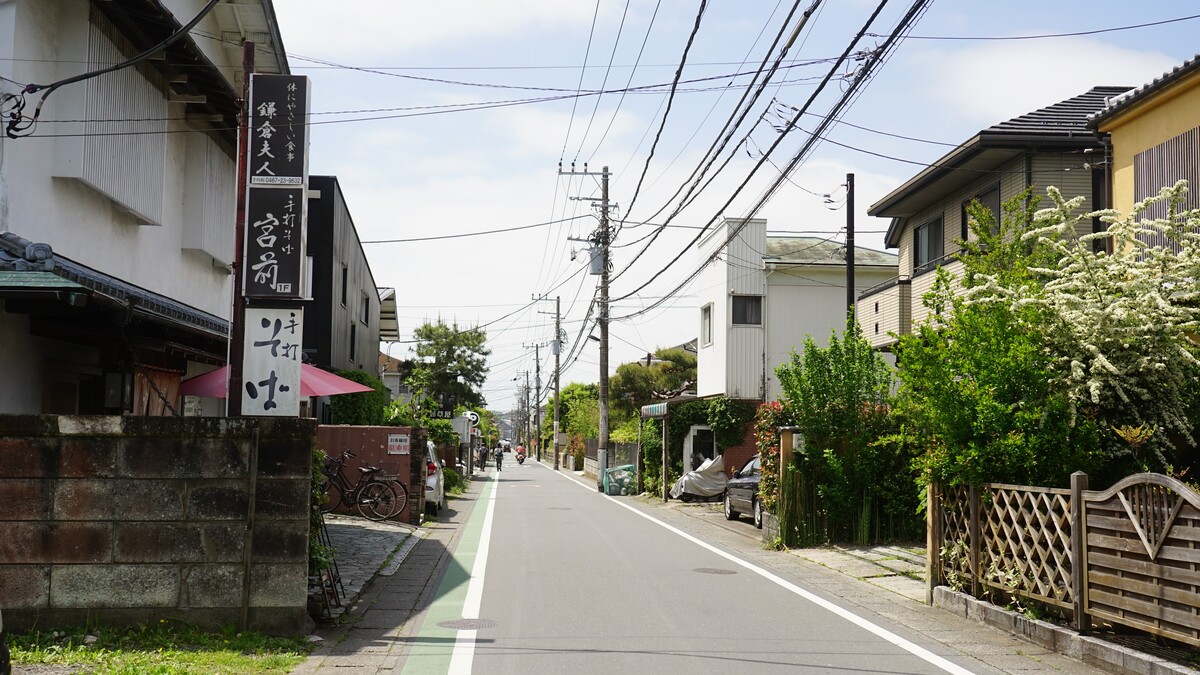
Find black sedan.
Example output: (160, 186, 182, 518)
(724, 454, 762, 528)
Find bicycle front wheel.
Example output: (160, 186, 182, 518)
(356, 482, 398, 521)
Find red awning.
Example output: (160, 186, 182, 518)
(180, 364, 375, 398)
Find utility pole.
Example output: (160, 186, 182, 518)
(559, 163, 612, 491)
(524, 370, 531, 449)
(846, 172, 855, 320)
(534, 343, 541, 460)
(597, 166, 611, 493)
(228, 41, 254, 417)
(553, 296, 561, 470)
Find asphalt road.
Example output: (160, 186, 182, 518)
(396, 459, 1021, 675)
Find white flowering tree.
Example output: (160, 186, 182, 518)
(969, 181, 1200, 469)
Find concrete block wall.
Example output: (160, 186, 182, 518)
(0, 415, 316, 634)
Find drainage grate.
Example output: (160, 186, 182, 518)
(693, 567, 737, 575)
(547, 507, 572, 510)
(438, 618, 497, 630)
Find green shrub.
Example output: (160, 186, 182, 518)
(309, 443, 335, 575)
(329, 370, 389, 425)
(443, 468, 466, 495)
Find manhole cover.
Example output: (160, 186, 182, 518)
(693, 567, 737, 575)
(437, 618, 497, 630)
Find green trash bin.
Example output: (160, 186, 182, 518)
(604, 464, 636, 495)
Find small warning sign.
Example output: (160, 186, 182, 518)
(387, 433, 411, 455)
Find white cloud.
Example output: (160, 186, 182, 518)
(276, 0, 637, 60)
(906, 37, 1178, 126)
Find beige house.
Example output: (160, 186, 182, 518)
(1090, 55, 1200, 229)
(860, 86, 1130, 350)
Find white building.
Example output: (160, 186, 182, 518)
(0, 1, 288, 413)
(695, 217, 899, 403)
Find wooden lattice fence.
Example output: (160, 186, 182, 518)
(1082, 474, 1200, 646)
(932, 472, 1200, 647)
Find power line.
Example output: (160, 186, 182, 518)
(612, 0, 930, 320)
(613, 0, 820, 279)
(361, 215, 591, 244)
(870, 13, 1200, 41)
(609, 0, 889, 305)
(5, 0, 222, 138)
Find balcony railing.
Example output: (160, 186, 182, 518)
(859, 274, 911, 300)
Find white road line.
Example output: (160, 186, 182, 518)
(448, 476, 498, 675)
(536, 462, 976, 675)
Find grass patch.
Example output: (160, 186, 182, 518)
(10, 620, 312, 674)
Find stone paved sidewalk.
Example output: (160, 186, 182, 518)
(318, 513, 422, 621)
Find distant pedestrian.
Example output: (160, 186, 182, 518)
(494, 445, 504, 471)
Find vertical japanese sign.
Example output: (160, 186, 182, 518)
(248, 74, 308, 185)
(244, 74, 309, 300)
(242, 307, 303, 416)
(244, 186, 305, 298)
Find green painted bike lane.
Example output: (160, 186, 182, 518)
(399, 473, 496, 675)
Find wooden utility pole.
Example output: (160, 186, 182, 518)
(228, 41, 254, 417)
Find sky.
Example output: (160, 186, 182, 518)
(269, 1, 1200, 412)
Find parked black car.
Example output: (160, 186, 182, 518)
(724, 454, 762, 528)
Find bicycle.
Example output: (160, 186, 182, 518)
(319, 450, 403, 521)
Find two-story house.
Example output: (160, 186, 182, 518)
(861, 86, 1131, 350)
(1089, 55, 1200, 228)
(0, 1, 288, 414)
(692, 216, 898, 474)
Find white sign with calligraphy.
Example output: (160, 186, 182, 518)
(241, 307, 303, 416)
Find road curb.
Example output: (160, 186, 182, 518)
(934, 587, 1193, 675)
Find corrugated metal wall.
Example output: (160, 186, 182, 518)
(1134, 125, 1200, 248)
(78, 10, 167, 224)
(182, 134, 235, 265)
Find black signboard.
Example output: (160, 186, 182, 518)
(244, 186, 305, 298)
(248, 74, 308, 185)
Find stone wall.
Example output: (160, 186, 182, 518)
(0, 415, 315, 634)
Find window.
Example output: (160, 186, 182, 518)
(913, 216, 944, 274)
(732, 295, 762, 325)
(360, 292, 369, 324)
(340, 265, 348, 306)
(961, 185, 1001, 239)
(349, 323, 357, 361)
(700, 304, 713, 346)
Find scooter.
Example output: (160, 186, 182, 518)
(516, 450, 526, 464)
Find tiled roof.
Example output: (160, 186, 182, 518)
(764, 236, 898, 266)
(982, 86, 1132, 140)
(1089, 54, 1200, 126)
(0, 232, 228, 337)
